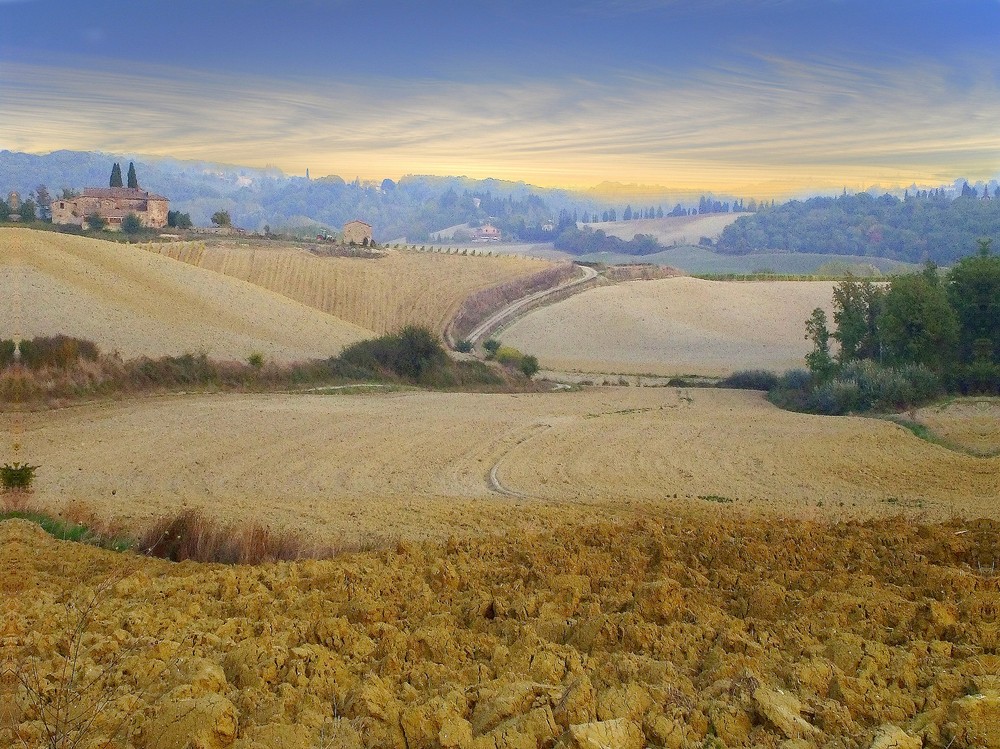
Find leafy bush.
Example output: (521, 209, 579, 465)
(454, 339, 473, 353)
(121, 212, 143, 235)
(1, 462, 39, 491)
(339, 326, 446, 381)
(719, 370, 779, 391)
(519, 355, 539, 378)
(483, 339, 500, 358)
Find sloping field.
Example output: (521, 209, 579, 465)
(915, 397, 1000, 456)
(0, 229, 372, 361)
(585, 213, 745, 244)
(144, 241, 552, 335)
(502, 277, 838, 376)
(14, 389, 996, 543)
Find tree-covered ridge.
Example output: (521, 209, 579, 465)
(717, 190, 1000, 264)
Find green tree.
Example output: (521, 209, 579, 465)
(880, 274, 959, 371)
(0, 199, 10, 222)
(18, 199, 37, 222)
(211, 210, 232, 228)
(86, 213, 105, 231)
(947, 239, 1000, 364)
(804, 308, 835, 380)
(832, 276, 884, 363)
(109, 162, 123, 188)
(121, 212, 143, 234)
(127, 161, 138, 189)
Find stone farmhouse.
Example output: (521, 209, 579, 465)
(342, 219, 372, 245)
(52, 187, 169, 230)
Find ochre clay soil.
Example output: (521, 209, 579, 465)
(914, 398, 1000, 457)
(2, 516, 997, 749)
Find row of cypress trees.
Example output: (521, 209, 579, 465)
(109, 161, 139, 189)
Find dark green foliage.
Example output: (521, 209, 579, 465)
(121, 212, 143, 234)
(0, 339, 15, 367)
(719, 370, 780, 391)
(717, 191, 1000, 264)
(832, 277, 884, 363)
(109, 162, 123, 188)
(519, 354, 539, 378)
(483, 339, 500, 358)
(947, 239, 1000, 365)
(0, 199, 9, 221)
(211, 210, 232, 227)
(127, 161, 138, 189)
(86, 212, 105, 230)
(167, 210, 193, 229)
(339, 326, 447, 381)
(880, 274, 958, 370)
(554, 226, 662, 256)
(1, 462, 39, 491)
(769, 362, 940, 415)
(18, 199, 36, 222)
(18, 335, 99, 369)
(804, 308, 835, 380)
(454, 339, 473, 353)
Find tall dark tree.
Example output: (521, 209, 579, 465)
(109, 163, 123, 188)
(947, 239, 1000, 364)
(880, 274, 958, 371)
(832, 277, 884, 363)
(127, 162, 138, 189)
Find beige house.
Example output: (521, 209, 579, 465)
(51, 187, 169, 230)
(342, 219, 372, 245)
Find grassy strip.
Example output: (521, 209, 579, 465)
(0, 509, 132, 551)
(0, 503, 382, 564)
(879, 415, 999, 458)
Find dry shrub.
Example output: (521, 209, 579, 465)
(136, 509, 346, 564)
(605, 263, 682, 282)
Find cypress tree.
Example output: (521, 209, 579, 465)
(127, 162, 138, 189)
(109, 163, 123, 188)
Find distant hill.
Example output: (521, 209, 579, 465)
(717, 190, 1000, 265)
(583, 213, 744, 245)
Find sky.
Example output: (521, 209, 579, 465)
(1, 0, 999, 198)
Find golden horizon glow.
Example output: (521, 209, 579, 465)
(2, 54, 998, 199)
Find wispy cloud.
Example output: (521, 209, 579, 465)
(2, 53, 997, 195)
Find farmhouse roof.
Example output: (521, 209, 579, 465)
(81, 187, 169, 201)
(344, 219, 371, 227)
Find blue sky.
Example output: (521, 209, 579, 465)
(2, 0, 998, 196)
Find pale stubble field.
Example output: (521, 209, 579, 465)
(14, 388, 997, 546)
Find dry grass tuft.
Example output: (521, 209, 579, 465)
(135, 508, 361, 564)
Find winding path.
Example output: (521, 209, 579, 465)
(465, 264, 598, 345)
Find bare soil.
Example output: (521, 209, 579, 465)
(501, 277, 838, 376)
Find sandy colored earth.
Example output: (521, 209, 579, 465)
(915, 397, 1000, 456)
(501, 277, 838, 376)
(144, 241, 552, 335)
(2, 514, 996, 749)
(585, 214, 745, 245)
(1, 229, 372, 362)
(11, 389, 997, 545)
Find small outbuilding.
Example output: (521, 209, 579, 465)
(343, 220, 373, 245)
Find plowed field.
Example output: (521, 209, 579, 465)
(2, 514, 996, 749)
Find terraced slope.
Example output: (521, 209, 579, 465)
(145, 242, 552, 335)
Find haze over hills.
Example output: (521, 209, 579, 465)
(3, 149, 997, 251)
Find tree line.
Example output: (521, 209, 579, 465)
(791, 240, 1000, 412)
(717, 189, 1000, 264)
